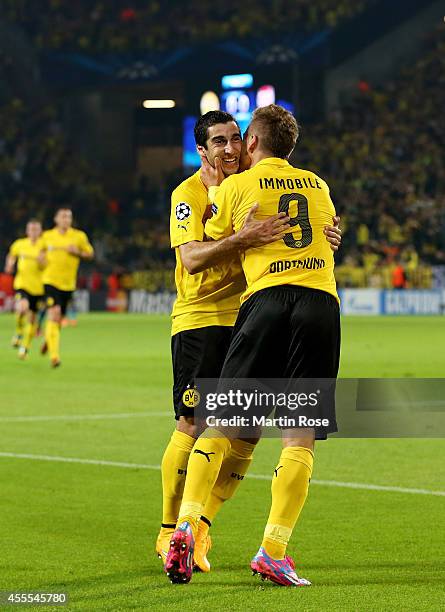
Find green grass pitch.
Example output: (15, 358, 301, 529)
(0, 314, 444, 611)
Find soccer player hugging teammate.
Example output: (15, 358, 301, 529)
(5, 220, 45, 359)
(160, 110, 342, 578)
(40, 208, 94, 368)
(165, 105, 341, 587)
(159, 110, 292, 572)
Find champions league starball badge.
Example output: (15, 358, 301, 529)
(175, 202, 192, 221)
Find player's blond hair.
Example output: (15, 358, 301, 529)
(250, 104, 299, 159)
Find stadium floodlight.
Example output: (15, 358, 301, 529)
(142, 99, 176, 109)
(221, 73, 253, 89)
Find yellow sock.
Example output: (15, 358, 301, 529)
(262, 446, 314, 559)
(202, 438, 255, 523)
(23, 321, 38, 350)
(178, 432, 231, 533)
(45, 320, 60, 360)
(15, 312, 25, 337)
(161, 430, 195, 526)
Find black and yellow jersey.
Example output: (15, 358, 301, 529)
(41, 227, 94, 292)
(206, 157, 338, 304)
(170, 170, 245, 336)
(8, 237, 45, 296)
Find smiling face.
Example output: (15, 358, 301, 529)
(198, 121, 242, 176)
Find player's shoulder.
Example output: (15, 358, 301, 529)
(10, 237, 24, 250)
(172, 171, 205, 201)
(71, 227, 87, 237)
(42, 228, 54, 239)
(293, 166, 331, 191)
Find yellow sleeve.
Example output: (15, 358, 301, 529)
(170, 185, 205, 248)
(8, 240, 20, 257)
(78, 231, 94, 256)
(205, 180, 238, 241)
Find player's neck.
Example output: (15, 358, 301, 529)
(56, 226, 69, 234)
(250, 150, 276, 168)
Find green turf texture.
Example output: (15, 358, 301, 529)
(0, 314, 444, 611)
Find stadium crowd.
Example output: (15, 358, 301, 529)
(295, 25, 445, 285)
(1, 20, 444, 291)
(0, 97, 172, 281)
(5, 0, 371, 53)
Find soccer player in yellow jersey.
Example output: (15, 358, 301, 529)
(166, 105, 341, 586)
(5, 220, 45, 359)
(160, 111, 294, 572)
(160, 111, 342, 576)
(40, 208, 94, 367)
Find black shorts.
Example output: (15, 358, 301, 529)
(15, 290, 44, 313)
(172, 326, 233, 419)
(219, 285, 341, 437)
(44, 284, 73, 316)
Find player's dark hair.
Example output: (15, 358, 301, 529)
(55, 207, 72, 214)
(194, 111, 239, 148)
(250, 104, 299, 159)
(27, 218, 41, 225)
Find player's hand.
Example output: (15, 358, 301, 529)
(324, 216, 342, 252)
(236, 203, 290, 249)
(66, 245, 81, 256)
(199, 154, 224, 188)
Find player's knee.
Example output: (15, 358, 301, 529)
(49, 306, 62, 322)
(17, 300, 28, 314)
(281, 428, 315, 451)
(176, 416, 198, 438)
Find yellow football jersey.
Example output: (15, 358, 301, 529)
(9, 237, 45, 296)
(170, 170, 245, 335)
(41, 227, 94, 292)
(206, 157, 339, 303)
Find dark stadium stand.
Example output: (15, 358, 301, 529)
(0, 3, 443, 291)
(5, 0, 373, 52)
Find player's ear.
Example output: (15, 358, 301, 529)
(196, 145, 207, 156)
(248, 134, 258, 155)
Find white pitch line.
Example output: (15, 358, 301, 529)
(0, 452, 444, 497)
(0, 412, 170, 423)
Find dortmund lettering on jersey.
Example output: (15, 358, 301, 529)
(41, 227, 93, 291)
(206, 157, 339, 303)
(170, 170, 245, 336)
(9, 237, 45, 296)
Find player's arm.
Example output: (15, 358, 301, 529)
(38, 241, 47, 267)
(180, 205, 289, 274)
(4, 253, 17, 274)
(4, 240, 19, 274)
(67, 233, 94, 260)
(179, 181, 290, 274)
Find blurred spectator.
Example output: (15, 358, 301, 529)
(4, 0, 373, 53)
(0, 19, 443, 291)
(392, 261, 407, 290)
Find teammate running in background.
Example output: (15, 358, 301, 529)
(5, 219, 45, 359)
(40, 208, 94, 368)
